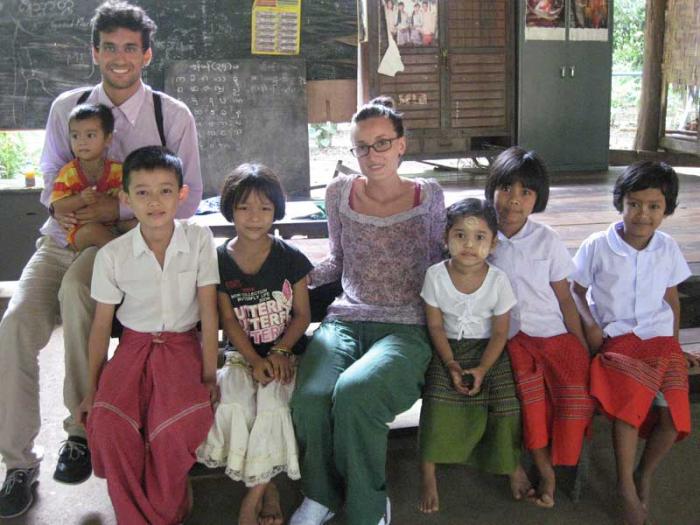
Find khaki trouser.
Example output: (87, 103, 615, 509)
(0, 236, 97, 469)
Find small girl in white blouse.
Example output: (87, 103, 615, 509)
(418, 198, 521, 514)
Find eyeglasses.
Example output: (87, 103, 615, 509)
(350, 137, 400, 158)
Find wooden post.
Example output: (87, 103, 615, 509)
(634, 0, 667, 151)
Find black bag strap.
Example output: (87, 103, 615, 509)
(74, 88, 166, 147)
(152, 91, 166, 147)
(76, 88, 92, 105)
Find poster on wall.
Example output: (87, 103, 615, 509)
(384, 0, 439, 47)
(379, 0, 404, 76)
(569, 0, 609, 41)
(525, 0, 566, 40)
(251, 0, 301, 55)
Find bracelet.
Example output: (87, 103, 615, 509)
(270, 345, 292, 356)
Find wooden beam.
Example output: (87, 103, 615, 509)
(634, 0, 667, 151)
(660, 135, 700, 156)
(610, 148, 700, 166)
(307, 80, 357, 123)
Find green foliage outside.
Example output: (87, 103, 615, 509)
(610, 1, 696, 136)
(613, 0, 645, 71)
(309, 122, 338, 149)
(0, 132, 29, 179)
(609, 0, 645, 148)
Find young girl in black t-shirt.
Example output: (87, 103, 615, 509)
(197, 164, 312, 525)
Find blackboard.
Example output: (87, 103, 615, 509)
(0, 0, 356, 130)
(165, 58, 310, 199)
(0, 1, 100, 130)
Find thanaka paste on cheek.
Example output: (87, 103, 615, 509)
(460, 216, 492, 259)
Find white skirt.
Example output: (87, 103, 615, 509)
(196, 351, 300, 486)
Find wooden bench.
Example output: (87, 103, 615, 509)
(0, 281, 18, 317)
(680, 327, 700, 377)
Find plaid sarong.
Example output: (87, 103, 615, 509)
(420, 338, 521, 474)
(423, 338, 520, 415)
(591, 333, 690, 440)
(507, 331, 595, 466)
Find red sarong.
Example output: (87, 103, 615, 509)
(87, 329, 214, 525)
(590, 334, 690, 440)
(507, 332, 595, 465)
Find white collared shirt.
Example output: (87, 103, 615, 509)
(91, 220, 220, 333)
(572, 221, 690, 340)
(489, 219, 575, 338)
(421, 261, 516, 339)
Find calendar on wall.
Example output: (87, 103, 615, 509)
(569, 0, 609, 41)
(251, 0, 302, 55)
(525, 0, 566, 40)
(525, 1, 609, 41)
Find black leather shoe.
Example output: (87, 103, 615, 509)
(0, 467, 39, 518)
(53, 436, 92, 484)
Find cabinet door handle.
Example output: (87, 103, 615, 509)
(569, 65, 576, 78)
(441, 48, 449, 72)
(560, 66, 566, 78)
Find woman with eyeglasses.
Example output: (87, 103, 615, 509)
(289, 96, 445, 525)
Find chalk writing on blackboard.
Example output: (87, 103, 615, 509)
(0, 10, 97, 129)
(165, 58, 310, 197)
(172, 64, 243, 149)
(18, 0, 77, 18)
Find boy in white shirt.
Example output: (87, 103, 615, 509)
(571, 161, 696, 525)
(77, 146, 219, 524)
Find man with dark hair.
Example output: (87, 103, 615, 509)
(91, 1, 157, 51)
(0, 2, 202, 518)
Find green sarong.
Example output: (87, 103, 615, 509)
(419, 338, 521, 474)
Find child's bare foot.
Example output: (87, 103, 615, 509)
(239, 485, 265, 525)
(530, 471, 556, 509)
(508, 464, 535, 501)
(419, 476, 439, 513)
(527, 448, 556, 508)
(419, 462, 439, 513)
(634, 470, 651, 510)
(619, 485, 648, 525)
(260, 482, 284, 525)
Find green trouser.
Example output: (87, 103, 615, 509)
(290, 321, 432, 525)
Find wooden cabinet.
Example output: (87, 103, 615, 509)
(517, 1, 613, 171)
(364, 0, 516, 159)
(0, 189, 47, 280)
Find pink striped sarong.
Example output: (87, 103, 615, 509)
(590, 334, 690, 440)
(87, 328, 213, 525)
(507, 331, 596, 466)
